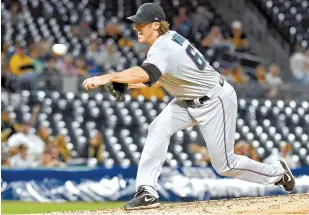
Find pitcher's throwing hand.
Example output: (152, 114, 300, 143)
(82, 75, 112, 90)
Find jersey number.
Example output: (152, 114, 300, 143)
(186, 44, 206, 70)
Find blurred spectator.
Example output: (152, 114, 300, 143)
(201, 26, 226, 48)
(290, 46, 309, 84)
(101, 22, 122, 42)
(39, 57, 62, 90)
(29, 104, 41, 127)
(53, 135, 72, 162)
(72, 25, 80, 38)
(29, 46, 44, 74)
(75, 56, 88, 77)
(1, 46, 9, 69)
(57, 55, 78, 75)
(2, 47, 15, 91)
(1, 148, 10, 166)
(37, 39, 52, 58)
(41, 150, 52, 166)
(1, 110, 17, 141)
(2, 104, 40, 143)
(8, 144, 40, 168)
(255, 65, 266, 85)
(229, 21, 249, 51)
(234, 140, 260, 161)
(41, 150, 53, 166)
(72, 21, 92, 40)
(7, 0, 24, 24)
(102, 43, 121, 67)
(1, 64, 14, 91)
(1, 63, 13, 91)
(79, 21, 92, 40)
(85, 40, 106, 66)
(188, 143, 211, 165)
(173, 7, 192, 37)
(191, 6, 213, 34)
(6, 42, 16, 58)
(7, 122, 30, 149)
(41, 145, 66, 167)
(37, 126, 52, 148)
(9, 44, 38, 91)
(87, 61, 101, 76)
(9, 44, 34, 76)
(264, 142, 300, 168)
(2, 49, 7, 68)
(232, 65, 248, 84)
(266, 64, 283, 87)
(82, 132, 103, 166)
(7, 122, 45, 157)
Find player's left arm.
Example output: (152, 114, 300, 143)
(83, 48, 174, 90)
(111, 67, 150, 84)
(83, 65, 162, 90)
(83, 67, 149, 90)
(111, 64, 162, 87)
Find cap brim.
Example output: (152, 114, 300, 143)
(127, 15, 150, 24)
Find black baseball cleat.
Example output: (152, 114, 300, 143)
(124, 186, 160, 210)
(275, 158, 295, 192)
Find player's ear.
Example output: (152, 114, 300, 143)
(152, 22, 160, 30)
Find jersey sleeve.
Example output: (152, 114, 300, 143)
(142, 48, 175, 75)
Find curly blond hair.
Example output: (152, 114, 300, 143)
(133, 21, 170, 36)
(157, 21, 170, 35)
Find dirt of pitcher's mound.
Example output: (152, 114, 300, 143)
(34, 193, 309, 215)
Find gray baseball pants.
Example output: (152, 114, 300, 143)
(136, 81, 284, 197)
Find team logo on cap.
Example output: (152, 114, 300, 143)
(137, 8, 144, 15)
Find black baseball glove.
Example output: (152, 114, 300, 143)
(106, 82, 128, 102)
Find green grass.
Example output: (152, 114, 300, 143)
(1, 201, 125, 214)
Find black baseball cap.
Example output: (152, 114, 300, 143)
(127, 3, 165, 24)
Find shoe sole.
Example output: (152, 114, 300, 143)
(279, 157, 295, 191)
(124, 202, 161, 211)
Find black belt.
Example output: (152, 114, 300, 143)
(186, 77, 224, 108)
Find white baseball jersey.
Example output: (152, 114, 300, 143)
(143, 30, 221, 100)
(136, 32, 286, 202)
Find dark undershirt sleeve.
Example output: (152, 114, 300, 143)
(140, 63, 162, 87)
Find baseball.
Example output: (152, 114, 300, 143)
(52, 44, 67, 55)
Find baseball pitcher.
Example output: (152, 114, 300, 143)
(83, 3, 295, 210)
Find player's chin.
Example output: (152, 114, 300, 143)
(137, 35, 146, 43)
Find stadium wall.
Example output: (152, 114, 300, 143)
(2, 167, 309, 202)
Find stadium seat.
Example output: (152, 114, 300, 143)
(10, 91, 306, 166)
(253, 0, 309, 49)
